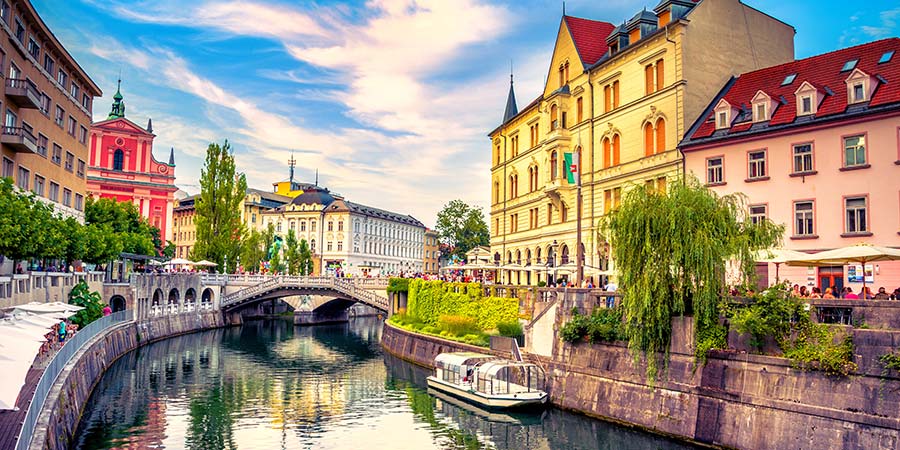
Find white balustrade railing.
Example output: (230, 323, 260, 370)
(219, 275, 390, 311)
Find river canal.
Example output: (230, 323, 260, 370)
(72, 318, 699, 449)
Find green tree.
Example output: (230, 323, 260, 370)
(68, 280, 105, 327)
(84, 196, 157, 259)
(602, 178, 782, 380)
(239, 229, 265, 273)
(269, 249, 284, 273)
(162, 241, 176, 258)
(193, 140, 247, 273)
(283, 229, 300, 275)
(435, 199, 489, 260)
(0, 179, 52, 266)
(297, 239, 313, 275)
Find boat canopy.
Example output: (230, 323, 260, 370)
(433, 352, 497, 369)
(475, 361, 545, 395)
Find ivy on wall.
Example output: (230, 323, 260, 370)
(406, 279, 518, 331)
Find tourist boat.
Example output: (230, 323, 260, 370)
(426, 352, 548, 409)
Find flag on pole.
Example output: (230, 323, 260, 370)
(564, 152, 580, 185)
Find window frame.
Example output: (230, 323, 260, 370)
(748, 203, 768, 226)
(705, 155, 725, 186)
(792, 199, 816, 238)
(842, 194, 870, 236)
(746, 149, 768, 181)
(841, 132, 869, 170)
(791, 142, 816, 175)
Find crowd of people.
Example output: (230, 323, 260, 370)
(791, 284, 900, 300)
(37, 319, 78, 365)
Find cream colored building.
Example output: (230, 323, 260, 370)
(489, 0, 795, 285)
(261, 184, 425, 275)
(423, 228, 440, 274)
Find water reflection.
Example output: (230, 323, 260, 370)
(73, 319, 698, 450)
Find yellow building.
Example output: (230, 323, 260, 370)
(489, 0, 795, 286)
(423, 228, 440, 274)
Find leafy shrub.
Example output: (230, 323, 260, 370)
(406, 279, 518, 330)
(731, 284, 802, 351)
(462, 333, 490, 347)
(783, 324, 856, 376)
(497, 320, 523, 338)
(695, 324, 727, 365)
(561, 307, 624, 344)
(879, 351, 900, 371)
(387, 278, 410, 293)
(438, 315, 481, 337)
(68, 280, 104, 327)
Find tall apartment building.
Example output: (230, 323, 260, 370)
(681, 38, 900, 292)
(489, 0, 795, 286)
(0, 0, 101, 221)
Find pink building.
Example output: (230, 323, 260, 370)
(87, 83, 177, 243)
(681, 38, 900, 295)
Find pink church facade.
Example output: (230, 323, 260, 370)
(86, 85, 177, 243)
(681, 39, 900, 294)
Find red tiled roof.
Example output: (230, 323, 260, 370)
(564, 16, 616, 66)
(687, 38, 900, 142)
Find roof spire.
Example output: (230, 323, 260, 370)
(146, 117, 153, 133)
(168, 147, 175, 166)
(108, 78, 125, 119)
(315, 168, 319, 186)
(562, 1, 566, 16)
(502, 66, 518, 123)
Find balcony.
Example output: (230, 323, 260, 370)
(5, 78, 41, 109)
(1, 126, 38, 153)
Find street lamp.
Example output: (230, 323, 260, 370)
(548, 239, 559, 286)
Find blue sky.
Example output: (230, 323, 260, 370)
(31, 0, 900, 227)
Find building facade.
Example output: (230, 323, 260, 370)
(87, 84, 178, 242)
(681, 38, 900, 293)
(261, 184, 425, 275)
(0, 0, 101, 222)
(489, 0, 795, 286)
(423, 228, 439, 274)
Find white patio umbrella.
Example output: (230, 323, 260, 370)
(755, 248, 811, 282)
(785, 244, 900, 295)
(193, 260, 218, 267)
(167, 258, 193, 265)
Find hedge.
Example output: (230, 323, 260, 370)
(406, 279, 518, 331)
(387, 277, 410, 293)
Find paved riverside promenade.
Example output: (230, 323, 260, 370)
(0, 366, 42, 450)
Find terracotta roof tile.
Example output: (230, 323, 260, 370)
(686, 38, 900, 143)
(564, 16, 616, 67)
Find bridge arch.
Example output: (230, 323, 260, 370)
(201, 288, 214, 307)
(110, 295, 127, 313)
(152, 288, 163, 307)
(168, 288, 180, 308)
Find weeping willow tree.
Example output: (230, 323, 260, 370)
(602, 177, 783, 381)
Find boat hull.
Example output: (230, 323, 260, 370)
(426, 376, 547, 410)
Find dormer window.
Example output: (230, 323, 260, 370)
(717, 111, 728, 128)
(795, 81, 821, 116)
(751, 90, 774, 122)
(845, 68, 875, 104)
(713, 99, 737, 130)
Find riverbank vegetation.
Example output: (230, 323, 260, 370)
(388, 279, 520, 347)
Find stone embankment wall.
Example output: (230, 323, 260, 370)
(30, 312, 225, 450)
(383, 316, 900, 450)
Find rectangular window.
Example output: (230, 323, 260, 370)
(852, 83, 865, 102)
(800, 96, 812, 114)
(37, 134, 48, 157)
(65, 152, 74, 172)
(747, 150, 766, 179)
(33, 175, 44, 196)
(792, 143, 813, 173)
(8, 61, 18, 79)
(67, 116, 76, 136)
(337, 241, 343, 252)
(794, 201, 814, 236)
(43, 54, 54, 74)
(843, 135, 866, 167)
(5, 108, 17, 128)
(51, 144, 61, 164)
(576, 97, 583, 123)
(612, 81, 620, 108)
(57, 69, 68, 87)
(82, 93, 90, 110)
(327, 242, 333, 252)
(755, 103, 767, 122)
(749, 204, 767, 225)
(78, 126, 88, 144)
(70, 82, 79, 99)
(54, 106, 64, 127)
(706, 157, 723, 184)
(1, 157, 12, 178)
(717, 111, 728, 129)
(76, 159, 85, 178)
(39, 93, 50, 114)
(27, 37, 39, 59)
(547, 203, 553, 225)
(603, 85, 611, 112)
(63, 188, 72, 207)
(845, 197, 868, 234)
(17, 166, 29, 190)
(656, 59, 665, 91)
(0, 2, 9, 23)
(645, 64, 654, 94)
(48, 182, 59, 202)
(14, 17, 24, 42)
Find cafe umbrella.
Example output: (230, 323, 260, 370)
(785, 244, 900, 296)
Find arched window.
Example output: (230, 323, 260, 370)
(644, 122, 654, 156)
(507, 251, 512, 264)
(525, 249, 532, 265)
(550, 151, 558, 179)
(550, 104, 559, 130)
(533, 165, 539, 189)
(655, 118, 666, 154)
(602, 138, 611, 168)
(612, 134, 621, 166)
(516, 250, 521, 265)
(513, 174, 518, 197)
(536, 247, 542, 264)
(113, 149, 124, 171)
(560, 244, 570, 265)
